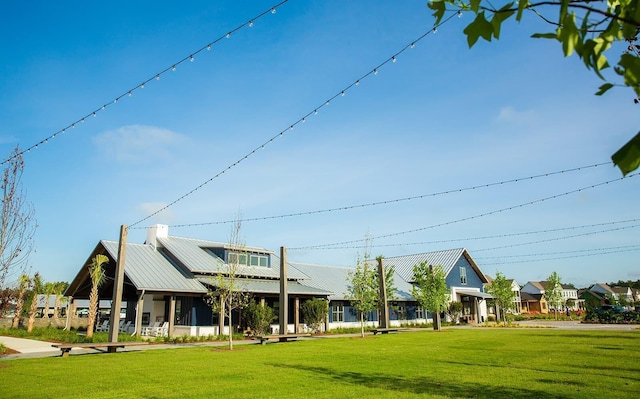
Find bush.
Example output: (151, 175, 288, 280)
(301, 299, 328, 333)
(244, 302, 276, 336)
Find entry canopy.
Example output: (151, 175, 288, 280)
(457, 289, 493, 300)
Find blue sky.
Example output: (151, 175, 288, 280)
(1, 0, 638, 289)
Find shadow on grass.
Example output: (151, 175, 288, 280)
(269, 363, 574, 399)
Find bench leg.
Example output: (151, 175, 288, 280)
(61, 349, 70, 358)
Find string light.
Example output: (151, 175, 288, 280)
(0, 1, 291, 166)
(150, 162, 609, 230)
(249, 20, 254, 27)
(392, 56, 397, 62)
(288, 173, 638, 250)
(130, 11, 463, 227)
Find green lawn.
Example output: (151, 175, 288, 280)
(1, 328, 639, 398)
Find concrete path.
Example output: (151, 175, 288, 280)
(0, 336, 60, 359)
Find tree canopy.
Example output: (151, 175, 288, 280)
(411, 262, 450, 331)
(429, 0, 640, 175)
(486, 271, 517, 324)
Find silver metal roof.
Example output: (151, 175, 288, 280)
(197, 277, 332, 296)
(101, 240, 208, 294)
(384, 248, 471, 283)
(156, 236, 307, 279)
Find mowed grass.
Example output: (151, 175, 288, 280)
(1, 328, 639, 398)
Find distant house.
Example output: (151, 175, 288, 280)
(484, 276, 522, 316)
(520, 280, 579, 310)
(520, 292, 548, 314)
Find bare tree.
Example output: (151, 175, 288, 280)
(0, 147, 36, 293)
(207, 216, 249, 350)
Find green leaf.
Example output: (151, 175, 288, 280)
(612, 131, 640, 176)
(516, 0, 527, 21)
(490, 4, 515, 39)
(595, 83, 614, 95)
(618, 53, 640, 95)
(557, 12, 579, 56)
(463, 12, 494, 47)
(428, 0, 447, 24)
(470, 0, 481, 13)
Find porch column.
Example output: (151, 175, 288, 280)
(294, 297, 300, 333)
(260, 297, 265, 307)
(168, 295, 176, 338)
(474, 297, 480, 323)
(135, 292, 144, 337)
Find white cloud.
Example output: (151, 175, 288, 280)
(93, 124, 189, 164)
(137, 202, 175, 225)
(495, 106, 536, 123)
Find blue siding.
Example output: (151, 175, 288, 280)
(445, 256, 484, 290)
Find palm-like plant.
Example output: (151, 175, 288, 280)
(86, 254, 108, 338)
(27, 272, 41, 332)
(11, 273, 30, 328)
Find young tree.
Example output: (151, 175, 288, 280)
(346, 254, 379, 338)
(448, 301, 463, 324)
(207, 217, 250, 350)
(27, 272, 41, 332)
(412, 262, 450, 331)
(86, 254, 108, 338)
(301, 298, 329, 334)
(11, 273, 29, 328)
(428, 1, 640, 175)
(486, 271, 516, 324)
(546, 271, 563, 320)
(0, 147, 36, 293)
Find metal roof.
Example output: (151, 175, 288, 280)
(289, 261, 415, 301)
(456, 289, 493, 300)
(101, 240, 208, 294)
(156, 236, 308, 279)
(384, 248, 469, 283)
(197, 277, 332, 296)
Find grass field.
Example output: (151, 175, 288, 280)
(1, 328, 639, 398)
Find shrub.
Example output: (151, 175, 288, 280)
(244, 302, 276, 336)
(301, 299, 328, 333)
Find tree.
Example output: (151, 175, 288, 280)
(206, 217, 250, 350)
(0, 147, 36, 294)
(448, 301, 463, 323)
(243, 301, 276, 336)
(486, 271, 517, 324)
(546, 271, 563, 319)
(428, 0, 640, 175)
(86, 254, 108, 338)
(346, 254, 379, 338)
(11, 273, 29, 328)
(301, 298, 329, 334)
(26, 272, 41, 332)
(412, 263, 450, 331)
(51, 281, 69, 321)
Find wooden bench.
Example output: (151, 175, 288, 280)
(51, 342, 148, 358)
(254, 334, 311, 345)
(371, 328, 400, 335)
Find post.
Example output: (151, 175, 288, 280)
(377, 257, 389, 329)
(294, 297, 300, 333)
(430, 264, 441, 331)
(279, 246, 288, 335)
(135, 291, 145, 337)
(168, 295, 176, 338)
(109, 225, 128, 344)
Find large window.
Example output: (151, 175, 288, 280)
(228, 252, 268, 267)
(415, 306, 424, 319)
(460, 266, 467, 285)
(332, 302, 344, 322)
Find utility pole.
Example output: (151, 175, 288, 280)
(377, 257, 389, 328)
(109, 225, 127, 346)
(279, 246, 288, 335)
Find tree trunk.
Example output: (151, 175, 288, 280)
(27, 293, 37, 332)
(360, 312, 365, 338)
(433, 311, 441, 331)
(228, 311, 234, 351)
(87, 285, 98, 338)
(12, 290, 25, 328)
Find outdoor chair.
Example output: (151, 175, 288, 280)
(119, 321, 132, 333)
(153, 322, 169, 337)
(141, 322, 161, 336)
(96, 320, 109, 332)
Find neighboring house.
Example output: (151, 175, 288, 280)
(520, 292, 548, 314)
(589, 283, 616, 299)
(483, 276, 522, 316)
(521, 280, 579, 310)
(579, 289, 607, 310)
(385, 248, 491, 324)
(611, 286, 634, 305)
(65, 224, 332, 337)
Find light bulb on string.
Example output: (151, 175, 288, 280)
(156, 74, 160, 80)
(271, 8, 276, 14)
(373, 69, 378, 75)
(207, 44, 211, 50)
(457, 10, 462, 17)
(172, 65, 176, 71)
(341, 91, 345, 96)
(302, 117, 306, 123)
(226, 33, 231, 39)
(81, 118, 85, 123)
(392, 56, 396, 63)
(314, 109, 318, 115)
(410, 43, 415, 48)
(141, 83, 145, 89)
(92, 112, 97, 117)
(114, 98, 118, 103)
(355, 80, 360, 86)
(249, 20, 254, 27)
(128, 91, 132, 97)
(433, 27, 437, 33)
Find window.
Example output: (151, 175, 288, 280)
(460, 266, 467, 285)
(228, 252, 268, 267)
(415, 306, 424, 319)
(332, 302, 344, 322)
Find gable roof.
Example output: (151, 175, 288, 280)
(383, 248, 488, 284)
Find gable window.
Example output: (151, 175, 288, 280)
(460, 266, 467, 285)
(228, 252, 268, 267)
(332, 302, 344, 322)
